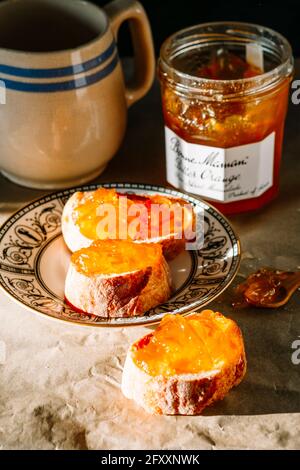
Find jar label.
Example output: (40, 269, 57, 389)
(165, 127, 275, 202)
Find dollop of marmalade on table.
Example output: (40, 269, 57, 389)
(233, 268, 288, 308)
(131, 311, 243, 377)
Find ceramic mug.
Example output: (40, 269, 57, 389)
(0, 0, 155, 189)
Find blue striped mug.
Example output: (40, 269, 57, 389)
(0, 0, 155, 188)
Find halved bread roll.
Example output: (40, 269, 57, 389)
(122, 311, 246, 415)
(62, 188, 194, 259)
(64, 239, 171, 318)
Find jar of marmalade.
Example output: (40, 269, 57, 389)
(158, 22, 294, 214)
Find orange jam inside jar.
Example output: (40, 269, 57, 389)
(158, 23, 294, 214)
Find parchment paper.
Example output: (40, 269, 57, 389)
(0, 208, 299, 450)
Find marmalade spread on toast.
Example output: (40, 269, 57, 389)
(131, 311, 243, 377)
(73, 188, 193, 242)
(71, 239, 162, 276)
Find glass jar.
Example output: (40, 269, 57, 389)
(158, 22, 294, 214)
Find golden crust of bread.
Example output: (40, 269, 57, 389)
(64, 240, 171, 318)
(121, 311, 247, 414)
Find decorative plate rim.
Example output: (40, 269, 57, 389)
(0, 183, 241, 328)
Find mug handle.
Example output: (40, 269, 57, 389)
(104, 0, 155, 107)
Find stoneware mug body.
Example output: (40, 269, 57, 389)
(0, 0, 155, 188)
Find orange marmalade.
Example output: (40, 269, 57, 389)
(74, 188, 118, 240)
(131, 311, 243, 377)
(73, 188, 193, 242)
(158, 22, 293, 214)
(233, 268, 288, 308)
(71, 239, 162, 276)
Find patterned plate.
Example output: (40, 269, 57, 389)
(0, 183, 240, 327)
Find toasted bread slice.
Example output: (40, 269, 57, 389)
(64, 239, 171, 318)
(62, 188, 194, 259)
(122, 311, 246, 415)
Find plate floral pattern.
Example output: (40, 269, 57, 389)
(0, 183, 240, 327)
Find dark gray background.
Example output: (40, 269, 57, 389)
(95, 0, 300, 57)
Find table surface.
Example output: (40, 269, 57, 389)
(0, 62, 300, 450)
